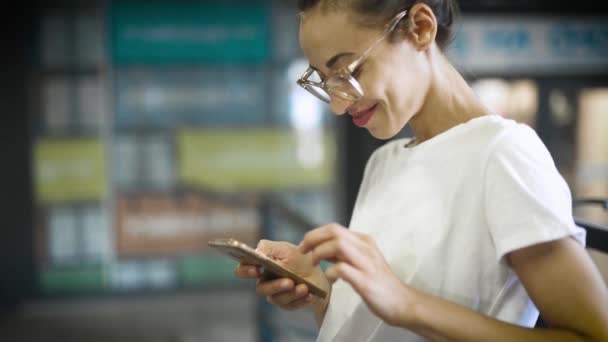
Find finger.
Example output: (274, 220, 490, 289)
(309, 239, 344, 266)
(268, 283, 309, 307)
(291, 283, 310, 300)
(298, 223, 345, 254)
(255, 278, 295, 297)
(325, 262, 366, 290)
(309, 234, 365, 268)
(234, 264, 260, 278)
(256, 239, 273, 254)
(283, 294, 314, 310)
(256, 240, 292, 261)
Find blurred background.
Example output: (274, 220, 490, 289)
(0, 0, 606, 341)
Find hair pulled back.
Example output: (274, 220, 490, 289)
(298, 0, 459, 49)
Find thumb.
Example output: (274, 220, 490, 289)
(256, 239, 274, 255)
(256, 240, 291, 261)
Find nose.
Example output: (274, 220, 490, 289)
(329, 95, 354, 115)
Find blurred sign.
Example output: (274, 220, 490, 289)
(177, 129, 335, 191)
(177, 254, 240, 285)
(115, 192, 260, 257)
(34, 139, 107, 203)
(113, 134, 175, 190)
(110, 1, 270, 64)
(447, 16, 608, 74)
(110, 259, 177, 290)
(40, 265, 106, 292)
(47, 208, 79, 265)
(114, 68, 268, 128)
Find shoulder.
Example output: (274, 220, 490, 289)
(485, 120, 555, 171)
(465, 115, 523, 154)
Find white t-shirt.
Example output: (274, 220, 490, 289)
(316, 114, 586, 342)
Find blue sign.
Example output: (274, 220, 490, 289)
(446, 16, 608, 75)
(483, 28, 530, 52)
(550, 24, 608, 57)
(114, 67, 269, 127)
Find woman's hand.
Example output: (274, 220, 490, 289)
(234, 240, 331, 316)
(298, 223, 414, 326)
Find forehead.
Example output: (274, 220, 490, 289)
(299, 9, 379, 72)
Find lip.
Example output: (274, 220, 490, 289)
(350, 103, 378, 127)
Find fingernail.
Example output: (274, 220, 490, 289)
(281, 280, 290, 288)
(248, 268, 257, 277)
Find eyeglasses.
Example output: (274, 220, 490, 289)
(296, 10, 408, 104)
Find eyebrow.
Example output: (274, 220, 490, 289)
(309, 52, 355, 71)
(326, 52, 354, 68)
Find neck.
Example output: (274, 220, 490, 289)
(409, 46, 489, 143)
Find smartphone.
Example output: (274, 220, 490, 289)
(208, 238, 327, 298)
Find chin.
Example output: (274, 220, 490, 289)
(367, 126, 398, 140)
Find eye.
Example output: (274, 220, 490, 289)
(351, 64, 363, 78)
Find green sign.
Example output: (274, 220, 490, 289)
(34, 138, 107, 203)
(40, 266, 106, 292)
(177, 255, 239, 286)
(110, 1, 270, 64)
(178, 128, 336, 191)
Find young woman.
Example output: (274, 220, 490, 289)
(235, 1, 608, 341)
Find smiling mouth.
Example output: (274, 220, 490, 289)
(350, 103, 378, 127)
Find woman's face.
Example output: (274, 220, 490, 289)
(299, 8, 432, 139)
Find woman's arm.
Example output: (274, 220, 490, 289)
(402, 237, 608, 342)
(299, 225, 608, 341)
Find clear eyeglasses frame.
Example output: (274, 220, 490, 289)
(296, 9, 408, 104)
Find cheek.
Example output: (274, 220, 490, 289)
(385, 56, 430, 114)
(362, 47, 430, 104)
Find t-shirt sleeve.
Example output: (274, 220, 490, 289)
(484, 124, 586, 262)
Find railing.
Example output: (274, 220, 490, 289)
(574, 198, 608, 253)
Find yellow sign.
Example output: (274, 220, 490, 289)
(34, 139, 107, 203)
(178, 129, 335, 191)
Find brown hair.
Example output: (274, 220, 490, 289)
(297, 0, 459, 50)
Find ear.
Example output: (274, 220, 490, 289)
(406, 3, 437, 51)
